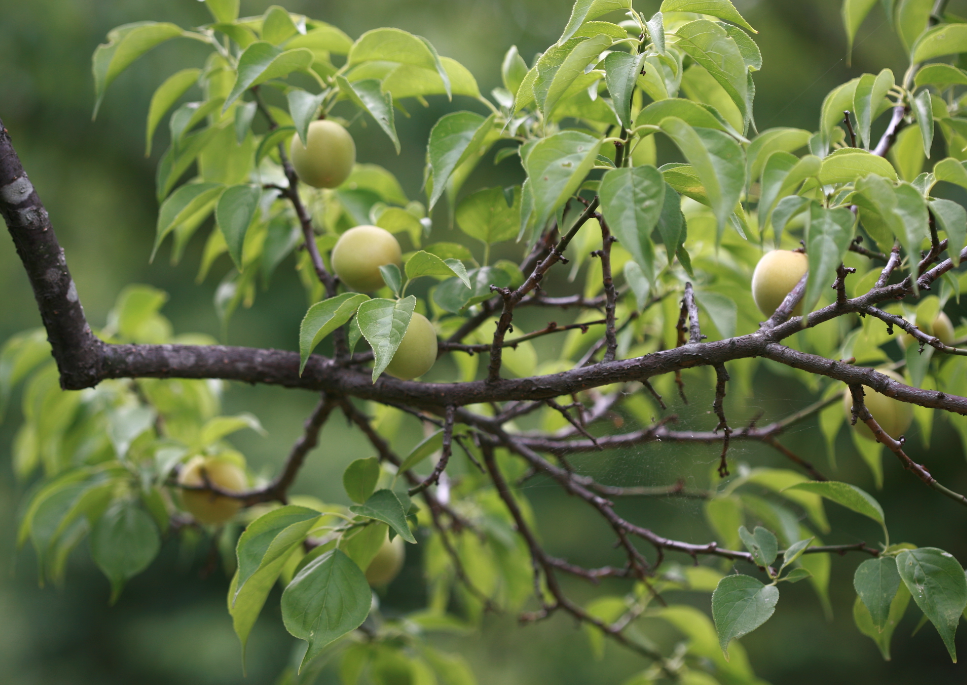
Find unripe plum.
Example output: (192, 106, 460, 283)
(177, 455, 248, 525)
(385, 313, 438, 380)
(841, 369, 913, 441)
(289, 120, 356, 189)
(331, 225, 403, 292)
(899, 311, 955, 348)
(751, 250, 809, 317)
(365, 533, 405, 586)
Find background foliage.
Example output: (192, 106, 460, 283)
(4, 0, 967, 683)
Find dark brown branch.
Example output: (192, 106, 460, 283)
(596, 215, 619, 362)
(488, 198, 600, 381)
(849, 236, 887, 262)
(681, 282, 703, 344)
(848, 385, 967, 508)
(481, 442, 673, 669)
(762, 272, 807, 329)
(0, 119, 103, 389)
(177, 393, 336, 505)
(545, 398, 600, 448)
(408, 405, 456, 495)
(712, 364, 732, 478)
(843, 110, 857, 148)
(864, 306, 967, 356)
(872, 104, 908, 158)
(875, 241, 902, 288)
(832, 264, 855, 306)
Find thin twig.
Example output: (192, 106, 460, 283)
(409, 406, 456, 495)
(848, 385, 967, 507)
(597, 215, 619, 362)
(712, 364, 732, 478)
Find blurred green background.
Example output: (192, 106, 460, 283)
(3, 0, 967, 682)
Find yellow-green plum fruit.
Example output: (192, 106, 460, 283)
(331, 225, 402, 292)
(289, 120, 355, 189)
(751, 250, 809, 317)
(365, 533, 405, 586)
(841, 369, 913, 441)
(177, 455, 247, 524)
(385, 313, 438, 380)
(899, 311, 955, 348)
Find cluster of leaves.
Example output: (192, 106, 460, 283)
(11, 0, 967, 682)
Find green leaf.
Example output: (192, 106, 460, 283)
(738, 526, 778, 567)
(635, 98, 738, 135)
(398, 430, 445, 473)
(456, 186, 521, 246)
(426, 112, 495, 209)
(911, 24, 967, 63)
(169, 99, 224, 151)
(656, 182, 686, 262)
(299, 293, 370, 374)
(224, 42, 315, 111)
(145, 68, 200, 156)
(558, 0, 632, 44)
(197, 413, 265, 446)
(853, 69, 894, 150)
(660, 0, 756, 32)
(746, 128, 812, 182)
(934, 157, 967, 189)
(757, 151, 799, 232)
(915, 63, 967, 90)
(342, 521, 388, 572)
(204, 0, 239, 23)
(379, 264, 403, 297)
(0, 329, 49, 421)
(286, 24, 354, 56)
(349, 489, 416, 543)
(92, 22, 185, 118)
(90, 500, 160, 603)
(348, 28, 439, 70)
(818, 149, 897, 185)
(524, 131, 602, 238)
(537, 35, 613, 120)
(287, 89, 326, 146)
(854, 556, 902, 630)
(216, 184, 261, 269)
(405, 251, 471, 287)
(660, 118, 745, 238)
(853, 585, 910, 660)
(261, 6, 299, 45)
(929, 199, 966, 267)
(336, 76, 400, 153)
(502, 46, 529, 95)
(647, 12, 666, 54)
(605, 51, 643, 129)
(820, 79, 859, 145)
(841, 0, 879, 58)
(234, 506, 321, 606)
(784, 481, 885, 525)
(896, 548, 967, 662)
(673, 20, 750, 125)
(783, 568, 812, 583)
(712, 574, 779, 658)
(693, 289, 737, 338)
(153, 183, 224, 261)
(356, 296, 416, 381)
(235, 100, 258, 145)
(281, 549, 372, 670)
(255, 126, 296, 165)
(914, 88, 935, 157)
(803, 203, 855, 313)
(599, 166, 665, 282)
(343, 458, 381, 504)
(780, 537, 814, 569)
